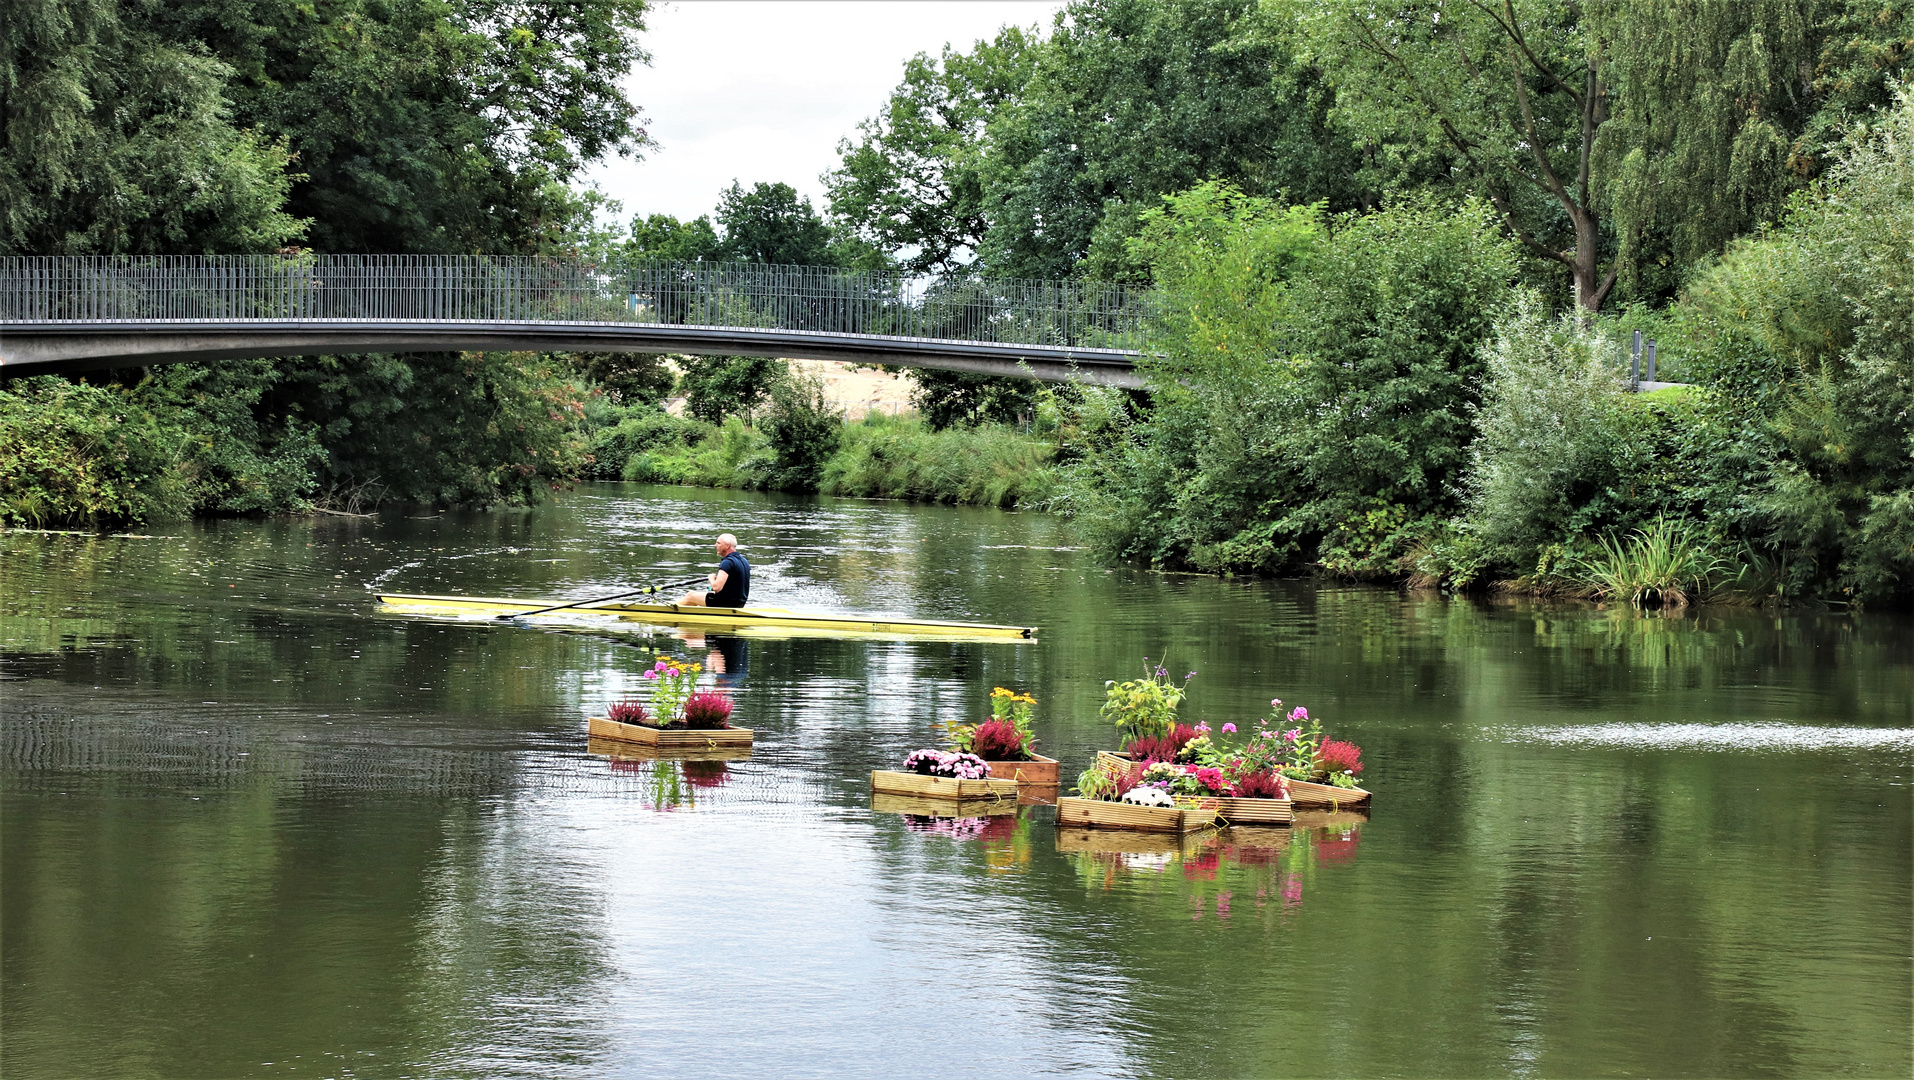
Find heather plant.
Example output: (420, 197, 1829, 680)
(1101, 657, 1194, 747)
(606, 700, 652, 726)
(968, 719, 1027, 761)
(1316, 740, 1365, 788)
(1231, 771, 1288, 800)
(1126, 723, 1199, 764)
(681, 692, 734, 730)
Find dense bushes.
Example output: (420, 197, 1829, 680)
(1056, 187, 1519, 574)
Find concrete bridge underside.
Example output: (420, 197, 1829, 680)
(0, 320, 1145, 388)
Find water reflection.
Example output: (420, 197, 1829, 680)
(2, 484, 1909, 1079)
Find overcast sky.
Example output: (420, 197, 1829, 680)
(584, 1, 1062, 228)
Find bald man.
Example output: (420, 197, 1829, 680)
(679, 533, 751, 608)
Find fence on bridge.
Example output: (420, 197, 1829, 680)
(0, 255, 1152, 352)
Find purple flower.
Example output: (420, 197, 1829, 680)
(1222, 723, 1237, 734)
(1289, 706, 1308, 722)
(1194, 721, 1210, 733)
(1186, 671, 1197, 680)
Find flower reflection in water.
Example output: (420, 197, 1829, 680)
(1062, 816, 1366, 924)
(680, 760, 730, 788)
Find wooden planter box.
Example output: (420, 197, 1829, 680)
(587, 716, 754, 749)
(586, 735, 752, 762)
(1055, 796, 1210, 834)
(1094, 752, 1290, 825)
(869, 770, 1020, 802)
(1285, 777, 1372, 809)
(871, 792, 1017, 818)
(983, 753, 1060, 784)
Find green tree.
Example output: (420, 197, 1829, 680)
(714, 181, 838, 266)
(678, 355, 783, 424)
(152, 0, 653, 254)
(980, 0, 1368, 281)
(0, 0, 307, 254)
(627, 212, 722, 261)
(825, 26, 1041, 274)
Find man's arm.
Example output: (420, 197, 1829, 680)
(708, 569, 729, 593)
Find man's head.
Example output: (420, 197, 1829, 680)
(715, 533, 738, 556)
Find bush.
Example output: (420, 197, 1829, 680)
(968, 719, 1027, 760)
(0, 377, 195, 526)
(757, 369, 842, 492)
(681, 692, 734, 729)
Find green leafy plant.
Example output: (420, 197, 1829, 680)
(1099, 657, 1193, 747)
(1570, 516, 1725, 608)
(639, 651, 704, 725)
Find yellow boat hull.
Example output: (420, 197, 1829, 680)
(374, 592, 1036, 641)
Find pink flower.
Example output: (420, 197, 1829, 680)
(1194, 721, 1210, 733)
(653, 660, 668, 671)
(642, 670, 658, 680)
(1289, 706, 1308, 722)
(1283, 728, 1300, 742)
(1270, 698, 1282, 709)
(1222, 723, 1237, 734)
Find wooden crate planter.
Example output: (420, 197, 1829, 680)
(983, 753, 1060, 784)
(588, 716, 754, 749)
(1094, 752, 1292, 825)
(1055, 796, 1211, 834)
(871, 792, 1017, 818)
(1285, 777, 1372, 809)
(869, 770, 1020, 802)
(585, 735, 752, 762)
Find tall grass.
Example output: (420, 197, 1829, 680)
(819, 416, 1056, 508)
(1565, 516, 1777, 607)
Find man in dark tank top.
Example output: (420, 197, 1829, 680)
(679, 533, 750, 608)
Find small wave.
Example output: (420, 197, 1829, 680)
(1501, 721, 1914, 755)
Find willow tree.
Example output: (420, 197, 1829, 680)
(1292, 0, 1829, 313)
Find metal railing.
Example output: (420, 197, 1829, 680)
(0, 255, 1152, 351)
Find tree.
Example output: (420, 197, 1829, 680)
(979, 0, 1368, 280)
(153, 0, 653, 254)
(714, 181, 838, 266)
(825, 26, 1041, 274)
(628, 212, 722, 261)
(678, 355, 783, 423)
(0, 0, 307, 255)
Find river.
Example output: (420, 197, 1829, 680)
(3, 483, 1909, 1078)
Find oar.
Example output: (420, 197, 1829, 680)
(494, 576, 707, 620)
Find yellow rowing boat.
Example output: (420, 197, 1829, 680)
(374, 592, 1036, 641)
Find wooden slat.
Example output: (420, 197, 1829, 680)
(1286, 777, 1372, 809)
(1054, 828, 1200, 855)
(870, 792, 1018, 818)
(1054, 796, 1204, 833)
(868, 770, 1020, 801)
(982, 753, 1060, 784)
(587, 716, 754, 748)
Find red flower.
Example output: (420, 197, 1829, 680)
(1231, 770, 1287, 799)
(1127, 723, 1200, 763)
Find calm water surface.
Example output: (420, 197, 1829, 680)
(3, 484, 1909, 1078)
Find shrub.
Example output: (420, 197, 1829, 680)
(968, 719, 1027, 760)
(681, 692, 734, 729)
(606, 700, 652, 725)
(680, 355, 784, 423)
(757, 368, 842, 492)
(821, 415, 1057, 507)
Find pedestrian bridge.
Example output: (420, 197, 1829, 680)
(0, 256, 1149, 387)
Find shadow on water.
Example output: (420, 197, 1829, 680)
(2, 482, 1909, 1077)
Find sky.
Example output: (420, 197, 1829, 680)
(583, 1, 1062, 229)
